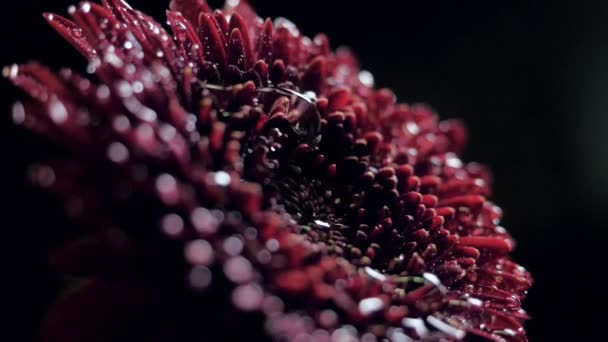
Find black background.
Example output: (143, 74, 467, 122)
(2, 0, 606, 340)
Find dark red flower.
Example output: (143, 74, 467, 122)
(6, 0, 531, 341)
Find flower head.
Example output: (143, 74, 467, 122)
(6, 0, 531, 341)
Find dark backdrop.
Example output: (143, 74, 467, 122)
(2, 0, 606, 340)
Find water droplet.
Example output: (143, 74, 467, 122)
(389, 330, 412, 342)
(232, 284, 263, 311)
(313, 219, 330, 228)
(2, 64, 18, 79)
(70, 27, 83, 38)
(406, 121, 420, 135)
(135, 123, 154, 140)
(358, 297, 384, 316)
(31, 165, 55, 188)
(191, 207, 220, 234)
(185, 239, 214, 265)
(331, 327, 357, 341)
(96, 85, 110, 99)
(132, 81, 144, 93)
(494, 328, 517, 337)
(159, 124, 177, 142)
(319, 310, 338, 328)
(107, 142, 129, 163)
(358, 70, 375, 87)
(188, 266, 212, 290)
(402, 318, 428, 337)
(213, 171, 231, 186)
(49, 100, 68, 123)
(467, 297, 483, 307)
(112, 115, 130, 132)
(364, 267, 387, 281)
(445, 155, 463, 168)
(116, 81, 133, 98)
(426, 316, 465, 339)
(11, 102, 25, 125)
(223, 235, 244, 256)
(244, 227, 258, 240)
(224, 256, 253, 283)
(361, 333, 379, 342)
(80, 2, 91, 13)
(161, 213, 184, 237)
(274, 17, 299, 36)
(156, 173, 178, 198)
(266, 238, 280, 252)
(256, 250, 272, 264)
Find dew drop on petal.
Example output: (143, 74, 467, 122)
(406, 122, 420, 135)
(213, 171, 231, 186)
(266, 239, 280, 252)
(185, 239, 214, 265)
(161, 213, 184, 237)
(426, 316, 465, 340)
(358, 297, 384, 316)
(188, 266, 212, 290)
(223, 235, 244, 256)
(107, 142, 129, 163)
(11, 102, 25, 125)
(313, 219, 330, 228)
(49, 101, 68, 123)
(232, 283, 263, 311)
(191, 207, 220, 234)
(32, 165, 56, 188)
(113, 115, 130, 132)
(224, 256, 253, 283)
(358, 70, 374, 87)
